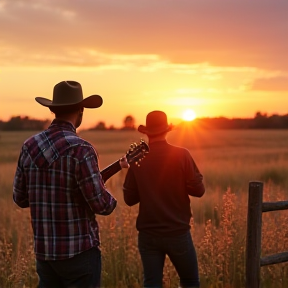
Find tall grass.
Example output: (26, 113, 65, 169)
(1, 128, 288, 287)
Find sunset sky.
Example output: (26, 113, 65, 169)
(0, 0, 287, 129)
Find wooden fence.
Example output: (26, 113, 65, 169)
(246, 181, 288, 287)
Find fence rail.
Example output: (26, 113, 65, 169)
(245, 181, 288, 288)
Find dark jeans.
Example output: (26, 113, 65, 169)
(36, 247, 101, 288)
(138, 231, 200, 288)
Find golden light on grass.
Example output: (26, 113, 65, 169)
(182, 108, 197, 121)
(2, 130, 288, 287)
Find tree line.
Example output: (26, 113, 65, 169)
(0, 112, 288, 131)
(0, 115, 136, 131)
(190, 112, 288, 129)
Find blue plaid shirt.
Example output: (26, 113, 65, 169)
(13, 119, 117, 260)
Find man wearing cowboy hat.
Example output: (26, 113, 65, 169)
(13, 80, 128, 288)
(123, 110, 205, 288)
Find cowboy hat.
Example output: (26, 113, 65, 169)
(35, 80, 103, 108)
(138, 110, 174, 136)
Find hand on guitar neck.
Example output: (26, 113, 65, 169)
(119, 156, 130, 169)
(100, 139, 149, 183)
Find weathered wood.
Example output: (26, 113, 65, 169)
(261, 251, 288, 266)
(246, 181, 263, 288)
(262, 201, 288, 212)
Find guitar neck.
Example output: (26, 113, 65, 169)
(100, 160, 122, 183)
(99, 139, 149, 183)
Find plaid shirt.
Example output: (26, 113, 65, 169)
(13, 119, 117, 260)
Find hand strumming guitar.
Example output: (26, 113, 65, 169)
(120, 156, 130, 169)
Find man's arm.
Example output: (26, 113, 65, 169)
(13, 151, 29, 208)
(77, 149, 117, 215)
(186, 173, 205, 197)
(123, 168, 140, 206)
(185, 151, 205, 198)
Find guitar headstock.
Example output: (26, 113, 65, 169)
(126, 139, 149, 166)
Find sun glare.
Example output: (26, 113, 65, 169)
(182, 109, 196, 121)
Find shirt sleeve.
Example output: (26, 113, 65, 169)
(77, 147, 117, 215)
(13, 148, 29, 208)
(185, 151, 205, 198)
(122, 168, 140, 206)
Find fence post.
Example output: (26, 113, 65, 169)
(246, 181, 264, 288)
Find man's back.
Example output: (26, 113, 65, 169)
(12, 80, 123, 288)
(13, 120, 116, 260)
(122, 110, 204, 287)
(123, 140, 205, 236)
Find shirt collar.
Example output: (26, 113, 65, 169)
(50, 119, 76, 133)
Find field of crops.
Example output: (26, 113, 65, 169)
(1, 127, 288, 287)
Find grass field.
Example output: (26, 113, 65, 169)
(1, 127, 288, 287)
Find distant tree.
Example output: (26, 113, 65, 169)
(1, 116, 49, 131)
(253, 111, 268, 128)
(268, 114, 282, 128)
(122, 115, 135, 130)
(108, 125, 116, 130)
(4, 116, 22, 130)
(93, 121, 106, 130)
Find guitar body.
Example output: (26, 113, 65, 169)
(100, 139, 149, 183)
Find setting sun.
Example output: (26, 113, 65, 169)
(182, 109, 197, 121)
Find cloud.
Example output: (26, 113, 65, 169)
(0, 45, 165, 68)
(250, 77, 288, 91)
(0, 0, 287, 72)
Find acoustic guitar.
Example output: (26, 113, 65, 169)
(100, 139, 149, 183)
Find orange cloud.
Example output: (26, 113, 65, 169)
(250, 77, 288, 91)
(1, 0, 288, 128)
(0, 0, 287, 71)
